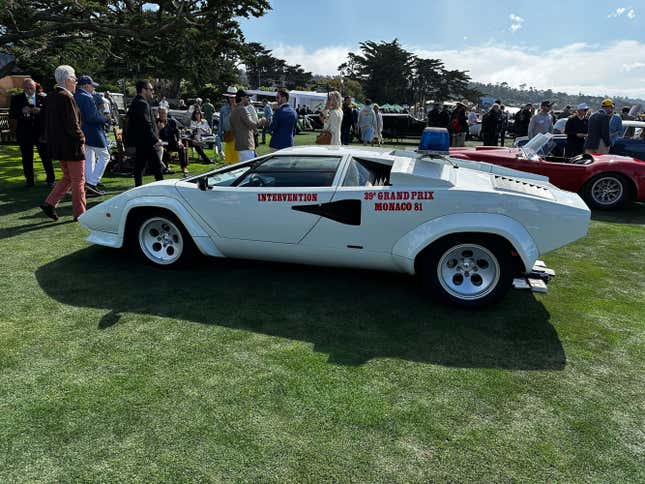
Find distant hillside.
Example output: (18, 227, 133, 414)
(470, 82, 644, 110)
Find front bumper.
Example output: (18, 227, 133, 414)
(85, 230, 123, 248)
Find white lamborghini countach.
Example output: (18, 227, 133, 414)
(79, 145, 590, 307)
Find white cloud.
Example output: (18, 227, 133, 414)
(412, 41, 645, 99)
(621, 61, 645, 72)
(608, 7, 627, 17)
(270, 44, 351, 75)
(608, 6, 636, 18)
(268, 41, 645, 99)
(508, 13, 525, 32)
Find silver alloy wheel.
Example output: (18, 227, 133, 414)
(437, 243, 500, 301)
(590, 176, 624, 206)
(138, 217, 184, 265)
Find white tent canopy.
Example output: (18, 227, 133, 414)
(245, 89, 328, 110)
(287, 90, 328, 110)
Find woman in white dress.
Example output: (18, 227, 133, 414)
(358, 99, 377, 145)
(321, 90, 343, 145)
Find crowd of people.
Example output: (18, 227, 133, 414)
(187, 88, 386, 165)
(8, 66, 124, 222)
(9, 74, 120, 196)
(481, 99, 642, 157)
(427, 97, 644, 154)
(427, 101, 472, 147)
(512, 99, 643, 156)
(7, 64, 644, 224)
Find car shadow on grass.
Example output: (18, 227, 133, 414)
(36, 246, 565, 370)
(590, 202, 645, 225)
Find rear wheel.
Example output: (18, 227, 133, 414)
(422, 235, 513, 308)
(135, 213, 195, 267)
(583, 174, 630, 210)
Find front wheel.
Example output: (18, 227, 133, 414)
(583, 174, 630, 210)
(422, 235, 513, 308)
(135, 214, 195, 267)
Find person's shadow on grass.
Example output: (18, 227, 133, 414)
(36, 246, 565, 370)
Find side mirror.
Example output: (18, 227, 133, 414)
(198, 177, 208, 191)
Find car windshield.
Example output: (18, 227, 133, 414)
(622, 121, 645, 139)
(520, 133, 556, 160)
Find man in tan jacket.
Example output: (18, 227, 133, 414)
(230, 89, 268, 161)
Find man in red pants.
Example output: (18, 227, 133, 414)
(39, 65, 86, 222)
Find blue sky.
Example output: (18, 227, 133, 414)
(239, 0, 645, 98)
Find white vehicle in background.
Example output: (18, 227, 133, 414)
(79, 145, 590, 308)
(553, 117, 568, 134)
(468, 122, 482, 140)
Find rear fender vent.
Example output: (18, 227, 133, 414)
(493, 175, 555, 200)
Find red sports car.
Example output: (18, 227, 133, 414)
(450, 134, 645, 210)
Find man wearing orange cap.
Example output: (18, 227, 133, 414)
(584, 99, 613, 154)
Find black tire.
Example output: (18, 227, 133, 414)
(421, 234, 513, 308)
(582, 173, 631, 210)
(132, 211, 196, 268)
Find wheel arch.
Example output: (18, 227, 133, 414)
(391, 213, 539, 275)
(120, 197, 224, 257)
(580, 171, 637, 203)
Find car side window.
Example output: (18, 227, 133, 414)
(206, 162, 254, 187)
(342, 158, 392, 187)
(235, 156, 342, 188)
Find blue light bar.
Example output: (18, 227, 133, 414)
(418, 127, 450, 155)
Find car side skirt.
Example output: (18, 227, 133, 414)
(86, 230, 122, 248)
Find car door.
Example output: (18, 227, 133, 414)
(529, 159, 590, 192)
(301, 156, 439, 253)
(178, 155, 344, 243)
(497, 155, 588, 192)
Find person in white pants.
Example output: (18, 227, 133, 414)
(74, 75, 110, 195)
(85, 144, 110, 190)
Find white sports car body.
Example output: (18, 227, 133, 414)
(79, 146, 590, 307)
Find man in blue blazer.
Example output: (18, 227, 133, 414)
(269, 89, 298, 151)
(74, 75, 108, 195)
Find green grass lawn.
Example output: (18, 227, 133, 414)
(0, 135, 644, 482)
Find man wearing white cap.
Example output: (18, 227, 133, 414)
(564, 103, 589, 157)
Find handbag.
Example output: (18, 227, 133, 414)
(316, 130, 332, 145)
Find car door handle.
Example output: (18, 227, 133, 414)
(292, 199, 361, 226)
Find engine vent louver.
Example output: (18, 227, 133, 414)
(493, 175, 555, 200)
